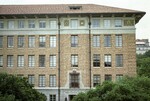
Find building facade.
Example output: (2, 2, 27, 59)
(136, 39, 150, 54)
(0, 4, 145, 101)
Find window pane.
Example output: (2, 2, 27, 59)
(39, 55, 45, 67)
(50, 20, 57, 29)
(104, 54, 111, 67)
(115, 35, 122, 47)
(0, 55, 3, 67)
(104, 35, 111, 47)
(104, 20, 110, 28)
(93, 54, 100, 67)
(70, 74, 79, 88)
(28, 55, 35, 67)
(18, 55, 24, 67)
(0, 36, 3, 48)
(0, 21, 4, 28)
(7, 36, 14, 48)
(18, 20, 24, 28)
(39, 36, 46, 47)
(50, 95, 56, 101)
(71, 54, 78, 67)
(18, 36, 25, 48)
(8, 21, 15, 29)
(116, 74, 123, 81)
(105, 74, 112, 81)
(7, 55, 13, 67)
(92, 19, 100, 28)
(39, 21, 46, 28)
(116, 54, 123, 67)
(71, 19, 78, 28)
(28, 20, 35, 28)
(115, 20, 122, 27)
(50, 75, 56, 87)
(50, 55, 56, 67)
(28, 36, 35, 48)
(93, 75, 100, 87)
(50, 36, 56, 47)
(71, 35, 78, 47)
(93, 35, 100, 47)
(28, 75, 35, 85)
(39, 75, 45, 87)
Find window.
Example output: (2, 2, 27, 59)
(115, 20, 122, 27)
(0, 55, 3, 67)
(17, 74, 24, 78)
(104, 54, 111, 67)
(28, 55, 35, 67)
(50, 55, 56, 67)
(39, 55, 45, 67)
(92, 19, 100, 28)
(50, 36, 56, 48)
(93, 75, 100, 87)
(50, 75, 56, 87)
(8, 21, 15, 29)
(28, 20, 35, 28)
(71, 54, 78, 67)
(28, 75, 35, 85)
(0, 21, 4, 28)
(39, 75, 45, 87)
(71, 19, 78, 28)
(115, 35, 122, 47)
(18, 55, 24, 67)
(116, 74, 123, 81)
(105, 74, 112, 81)
(50, 95, 56, 101)
(39, 21, 46, 28)
(0, 36, 3, 48)
(71, 35, 78, 47)
(18, 20, 24, 28)
(18, 36, 24, 48)
(104, 35, 111, 47)
(7, 36, 14, 48)
(93, 35, 100, 47)
(93, 54, 100, 67)
(39, 36, 46, 47)
(7, 55, 13, 67)
(104, 20, 111, 28)
(50, 20, 57, 29)
(70, 73, 79, 88)
(28, 36, 35, 48)
(116, 54, 123, 67)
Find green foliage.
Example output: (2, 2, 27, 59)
(0, 73, 47, 101)
(72, 76, 150, 101)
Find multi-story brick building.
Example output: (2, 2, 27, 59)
(0, 4, 145, 101)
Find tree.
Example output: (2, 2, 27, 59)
(72, 76, 150, 101)
(0, 73, 47, 101)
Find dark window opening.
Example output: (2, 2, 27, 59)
(69, 6, 82, 10)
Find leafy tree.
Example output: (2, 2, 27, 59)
(0, 73, 46, 101)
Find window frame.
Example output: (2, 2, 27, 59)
(71, 54, 78, 67)
(18, 20, 25, 28)
(93, 74, 100, 87)
(50, 36, 56, 48)
(0, 55, 3, 67)
(92, 19, 100, 28)
(39, 55, 45, 67)
(28, 55, 35, 67)
(7, 55, 13, 67)
(93, 54, 100, 67)
(115, 35, 122, 47)
(28, 75, 35, 85)
(39, 36, 46, 48)
(18, 36, 25, 48)
(0, 36, 3, 48)
(70, 73, 79, 88)
(93, 35, 100, 47)
(17, 55, 24, 67)
(0, 21, 4, 28)
(104, 54, 112, 67)
(39, 75, 46, 87)
(71, 35, 78, 47)
(7, 36, 14, 48)
(105, 74, 112, 81)
(39, 20, 46, 28)
(116, 54, 123, 67)
(28, 20, 35, 28)
(104, 35, 111, 47)
(49, 75, 56, 87)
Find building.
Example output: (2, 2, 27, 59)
(0, 4, 145, 101)
(136, 39, 150, 54)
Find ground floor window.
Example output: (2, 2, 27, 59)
(70, 73, 79, 88)
(49, 94, 56, 101)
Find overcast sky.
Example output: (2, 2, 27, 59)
(0, 0, 150, 41)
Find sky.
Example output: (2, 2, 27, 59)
(0, 0, 150, 41)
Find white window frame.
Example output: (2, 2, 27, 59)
(39, 36, 46, 47)
(39, 75, 45, 87)
(92, 19, 100, 28)
(18, 36, 25, 48)
(115, 35, 122, 47)
(50, 36, 56, 48)
(104, 54, 112, 67)
(28, 36, 35, 48)
(115, 19, 122, 27)
(49, 75, 56, 87)
(18, 55, 24, 67)
(50, 55, 56, 67)
(71, 54, 78, 67)
(28, 55, 35, 67)
(8, 20, 15, 29)
(7, 55, 13, 67)
(116, 54, 123, 67)
(7, 36, 14, 48)
(104, 19, 111, 28)
(39, 21, 46, 28)
(71, 19, 78, 28)
(93, 35, 100, 47)
(28, 20, 35, 28)
(18, 20, 24, 28)
(28, 75, 35, 85)
(0, 21, 4, 28)
(50, 20, 57, 29)
(0, 55, 3, 67)
(0, 36, 3, 48)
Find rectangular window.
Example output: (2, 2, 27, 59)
(93, 35, 100, 47)
(71, 19, 78, 28)
(92, 19, 100, 28)
(104, 54, 111, 67)
(50, 36, 56, 48)
(93, 75, 100, 87)
(105, 74, 112, 81)
(8, 21, 15, 29)
(0, 36, 3, 48)
(39, 55, 45, 67)
(39, 75, 45, 87)
(71, 54, 78, 67)
(39, 21, 46, 28)
(7, 55, 13, 67)
(104, 20, 111, 28)
(104, 35, 111, 47)
(17, 74, 24, 78)
(71, 35, 78, 47)
(116, 54, 123, 67)
(70, 73, 79, 88)
(28, 75, 35, 85)
(116, 74, 123, 81)
(39, 36, 46, 47)
(18, 36, 24, 48)
(0, 55, 3, 67)
(0, 21, 4, 28)
(18, 20, 24, 28)
(115, 20, 122, 27)
(115, 35, 122, 47)
(50, 20, 57, 29)
(18, 55, 24, 67)
(28, 20, 35, 28)
(50, 95, 56, 101)
(28, 55, 35, 67)
(7, 36, 14, 48)
(93, 54, 100, 67)
(49, 75, 56, 87)
(28, 36, 35, 48)
(50, 55, 56, 67)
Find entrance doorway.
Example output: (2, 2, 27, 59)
(69, 95, 76, 101)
